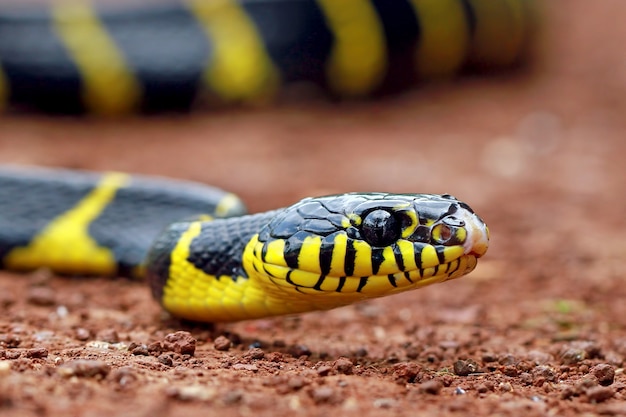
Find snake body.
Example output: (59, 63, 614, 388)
(0, 0, 537, 114)
(0, 166, 489, 322)
(0, 0, 515, 319)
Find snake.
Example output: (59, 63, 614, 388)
(0, 0, 531, 319)
(0, 166, 489, 322)
(0, 0, 537, 114)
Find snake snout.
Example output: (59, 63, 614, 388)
(460, 211, 489, 258)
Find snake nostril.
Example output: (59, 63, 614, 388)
(432, 224, 452, 244)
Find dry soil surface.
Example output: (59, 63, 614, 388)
(1, 1, 626, 416)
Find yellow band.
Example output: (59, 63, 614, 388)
(409, 0, 470, 77)
(466, 0, 528, 67)
(4, 172, 129, 275)
(188, 0, 280, 103)
(316, 0, 386, 96)
(53, 1, 141, 115)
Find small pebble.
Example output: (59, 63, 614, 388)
(0, 334, 21, 348)
(26, 287, 56, 306)
(476, 382, 494, 393)
(590, 364, 615, 386)
(164, 331, 196, 356)
(248, 340, 263, 349)
(244, 347, 265, 360)
(502, 365, 519, 377)
(560, 348, 586, 365)
(373, 398, 396, 409)
(532, 365, 557, 382)
(332, 358, 354, 375)
(57, 360, 110, 378)
(75, 328, 91, 341)
(316, 365, 333, 377)
(4, 351, 20, 360)
(586, 386, 615, 403)
(309, 387, 337, 404)
(498, 354, 517, 366)
(500, 382, 513, 392)
(519, 372, 533, 386)
(25, 347, 48, 359)
(392, 362, 421, 384)
(419, 379, 443, 395)
(288, 345, 312, 358)
(147, 341, 164, 355)
(130, 344, 150, 356)
(453, 359, 478, 376)
(213, 336, 232, 351)
(157, 354, 173, 367)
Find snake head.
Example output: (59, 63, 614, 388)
(244, 193, 489, 303)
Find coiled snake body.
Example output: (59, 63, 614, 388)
(0, 166, 489, 322)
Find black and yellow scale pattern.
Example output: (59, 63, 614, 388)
(0, 0, 537, 114)
(0, 167, 489, 322)
(0, 166, 245, 278)
(147, 192, 490, 322)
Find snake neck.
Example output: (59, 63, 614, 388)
(147, 209, 355, 322)
(145, 210, 283, 321)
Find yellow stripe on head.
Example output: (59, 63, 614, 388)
(442, 246, 465, 264)
(297, 235, 322, 273)
(262, 239, 287, 267)
(329, 233, 347, 276)
(377, 246, 399, 275)
(52, 1, 141, 115)
(419, 244, 439, 269)
(409, 0, 470, 77)
(351, 239, 373, 276)
(188, 0, 280, 103)
(316, 0, 387, 96)
(394, 240, 415, 272)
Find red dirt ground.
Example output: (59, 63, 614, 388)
(1, 1, 626, 416)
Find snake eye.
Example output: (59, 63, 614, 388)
(361, 210, 401, 247)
